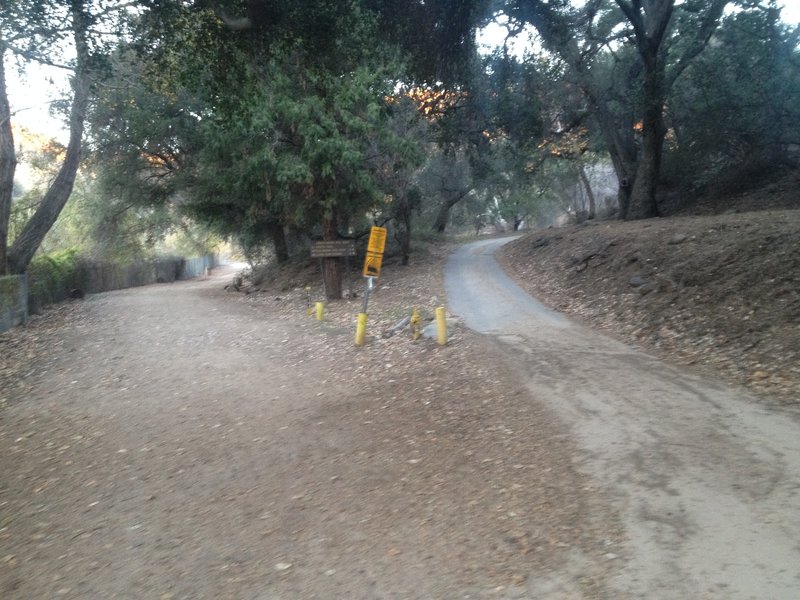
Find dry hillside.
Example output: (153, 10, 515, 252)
(498, 192, 799, 408)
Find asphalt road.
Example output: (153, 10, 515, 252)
(445, 237, 800, 599)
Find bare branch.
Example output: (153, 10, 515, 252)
(4, 42, 73, 70)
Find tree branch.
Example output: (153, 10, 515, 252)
(665, 0, 730, 90)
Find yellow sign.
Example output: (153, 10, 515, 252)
(363, 226, 387, 277)
(363, 251, 383, 277)
(367, 226, 387, 254)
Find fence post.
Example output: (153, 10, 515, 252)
(0, 274, 29, 333)
(19, 273, 28, 325)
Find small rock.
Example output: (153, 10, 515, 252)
(668, 234, 688, 245)
(629, 275, 648, 287)
(421, 318, 459, 339)
(751, 370, 769, 380)
(274, 562, 292, 571)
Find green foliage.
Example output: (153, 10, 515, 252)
(666, 5, 800, 190)
(27, 248, 82, 306)
(366, 0, 485, 83)
(25, 248, 219, 311)
(9, 189, 40, 245)
(92, 1, 426, 265)
(0, 274, 23, 311)
(184, 57, 405, 256)
(161, 225, 223, 259)
(482, 51, 547, 148)
(1, 1, 150, 275)
(34, 166, 177, 262)
(35, 0, 798, 270)
(0, 1, 70, 55)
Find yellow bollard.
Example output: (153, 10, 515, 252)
(355, 312, 368, 346)
(315, 301, 325, 321)
(435, 306, 447, 345)
(411, 308, 421, 341)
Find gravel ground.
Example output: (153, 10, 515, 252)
(0, 258, 624, 599)
(4, 200, 793, 598)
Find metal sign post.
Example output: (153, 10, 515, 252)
(355, 276, 374, 346)
(361, 276, 375, 313)
(355, 227, 387, 346)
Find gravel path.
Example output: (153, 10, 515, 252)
(445, 237, 800, 599)
(1, 266, 622, 599)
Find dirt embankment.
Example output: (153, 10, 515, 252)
(497, 208, 800, 408)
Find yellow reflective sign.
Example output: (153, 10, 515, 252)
(363, 226, 387, 277)
(367, 226, 387, 254)
(363, 251, 383, 277)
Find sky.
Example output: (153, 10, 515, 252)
(7, 1, 800, 145)
(477, 1, 800, 55)
(8, 60, 72, 143)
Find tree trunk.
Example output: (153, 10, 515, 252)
(321, 214, 342, 300)
(587, 98, 637, 219)
(626, 65, 664, 219)
(0, 47, 16, 275)
(626, 139, 661, 219)
(431, 187, 471, 233)
(267, 221, 289, 264)
(614, 0, 674, 220)
(432, 199, 454, 233)
(607, 141, 636, 220)
(7, 2, 92, 274)
(394, 194, 412, 266)
(513, 0, 721, 221)
(397, 217, 411, 266)
(578, 165, 596, 219)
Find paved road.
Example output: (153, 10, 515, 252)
(445, 237, 800, 599)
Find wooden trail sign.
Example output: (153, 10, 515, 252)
(311, 240, 356, 258)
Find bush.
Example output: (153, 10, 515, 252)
(25, 250, 217, 313)
(27, 248, 83, 312)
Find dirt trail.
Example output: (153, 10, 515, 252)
(0, 267, 622, 599)
(445, 238, 800, 599)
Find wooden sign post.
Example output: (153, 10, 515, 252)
(310, 240, 356, 301)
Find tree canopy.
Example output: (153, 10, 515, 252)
(2, 0, 798, 287)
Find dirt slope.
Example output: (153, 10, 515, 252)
(498, 209, 800, 408)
